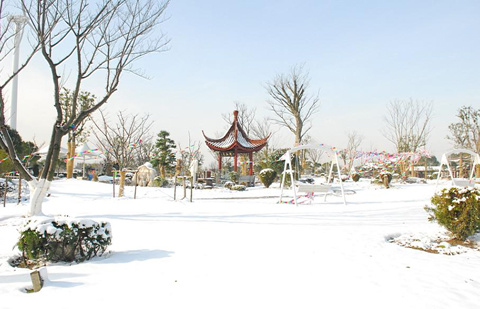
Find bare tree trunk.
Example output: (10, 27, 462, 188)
(118, 170, 127, 197)
(459, 155, 463, 178)
(66, 140, 75, 178)
(29, 179, 50, 216)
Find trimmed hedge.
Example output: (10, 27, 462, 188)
(259, 168, 277, 188)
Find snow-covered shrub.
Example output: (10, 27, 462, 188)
(259, 168, 277, 188)
(17, 217, 112, 265)
(224, 181, 234, 189)
(352, 173, 360, 182)
(231, 184, 246, 191)
(426, 187, 480, 241)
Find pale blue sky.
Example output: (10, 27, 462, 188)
(10, 0, 480, 164)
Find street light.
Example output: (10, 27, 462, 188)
(8, 15, 28, 130)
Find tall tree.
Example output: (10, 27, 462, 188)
(383, 99, 432, 176)
(151, 130, 176, 179)
(92, 110, 153, 197)
(266, 64, 320, 145)
(60, 88, 95, 179)
(447, 106, 480, 177)
(0, 0, 170, 215)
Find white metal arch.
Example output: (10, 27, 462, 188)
(279, 144, 346, 206)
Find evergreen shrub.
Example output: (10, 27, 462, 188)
(259, 168, 277, 188)
(17, 217, 112, 265)
(425, 187, 480, 241)
(153, 176, 169, 187)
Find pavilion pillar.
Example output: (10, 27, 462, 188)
(234, 149, 238, 172)
(249, 152, 253, 176)
(218, 153, 222, 172)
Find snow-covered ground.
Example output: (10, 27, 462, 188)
(1, 179, 479, 309)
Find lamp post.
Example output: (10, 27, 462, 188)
(8, 15, 28, 130)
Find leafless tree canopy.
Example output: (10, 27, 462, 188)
(92, 110, 153, 170)
(343, 131, 363, 173)
(222, 102, 256, 136)
(447, 106, 480, 152)
(266, 64, 320, 145)
(383, 99, 433, 153)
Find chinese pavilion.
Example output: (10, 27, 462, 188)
(203, 110, 269, 175)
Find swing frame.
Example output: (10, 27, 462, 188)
(279, 144, 347, 206)
(435, 149, 480, 191)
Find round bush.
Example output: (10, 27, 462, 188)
(17, 217, 112, 265)
(426, 187, 480, 241)
(352, 173, 360, 182)
(259, 168, 277, 188)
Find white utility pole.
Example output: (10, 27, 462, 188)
(8, 15, 28, 130)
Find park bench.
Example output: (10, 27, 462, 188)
(296, 183, 332, 203)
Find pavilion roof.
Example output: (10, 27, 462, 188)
(203, 110, 269, 153)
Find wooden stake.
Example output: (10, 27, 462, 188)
(182, 177, 186, 200)
(18, 173, 22, 204)
(30, 270, 43, 292)
(189, 176, 193, 202)
(112, 171, 116, 198)
(173, 176, 177, 200)
(3, 176, 8, 207)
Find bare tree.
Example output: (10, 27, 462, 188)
(266, 64, 320, 145)
(307, 147, 325, 174)
(92, 110, 153, 196)
(447, 106, 480, 152)
(0, 0, 169, 215)
(342, 131, 363, 174)
(222, 102, 256, 135)
(383, 99, 432, 177)
(92, 110, 153, 170)
(177, 133, 204, 177)
(383, 99, 433, 153)
(251, 116, 274, 168)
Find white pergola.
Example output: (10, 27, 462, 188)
(279, 144, 346, 206)
(435, 148, 480, 190)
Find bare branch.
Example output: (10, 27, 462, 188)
(265, 64, 320, 145)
